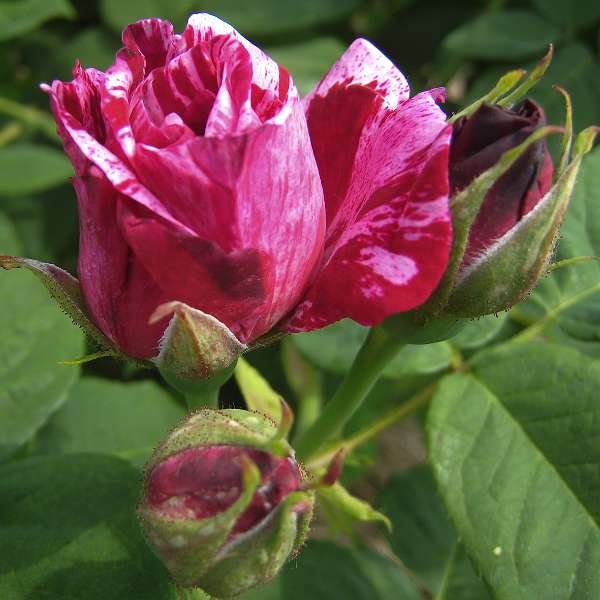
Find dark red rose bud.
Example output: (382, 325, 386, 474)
(138, 409, 314, 596)
(146, 445, 301, 536)
(450, 99, 553, 264)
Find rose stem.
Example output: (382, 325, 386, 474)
(294, 325, 405, 463)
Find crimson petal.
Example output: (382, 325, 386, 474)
(285, 40, 452, 332)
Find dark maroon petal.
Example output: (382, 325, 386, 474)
(449, 99, 553, 262)
(285, 40, 451, 332)
(147, 446, 301, 534)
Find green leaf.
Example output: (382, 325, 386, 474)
(0, 144, 73, 196)
(444, 10, 560, 60)
(0, 210, 83, 461)
(198, 0, 361, 37)
(292, 319, 452, 378)
(100, 0, 193, 33)
(318, 482, 391, 535)
(0, 454, 177, 599)
(267, 38, 346, 96)
(512, 146, 600, 354)
(1, 189, 79, 264)
(428, 343, 600, 599)
(379, 466, 491, 599)
(242, 540, 420, 600)
(34, 377, 185, 467)
(0, 0, 75, 41)
(531, 0, 600, 30)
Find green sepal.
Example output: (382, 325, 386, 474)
(317, 482, 391, 535)
(234, 356, 283, 423)
(148, 409, 289, 470)
(553, 85, 573, 178)
(496, 44, 553, 108)
(0, 255, 121, 354)
(138, 457, 262, 587)
(151, 301, 246, 381)
(445, 127, 599, 318)
(199, 490, 315, 598)
(449, 69, 526, 124)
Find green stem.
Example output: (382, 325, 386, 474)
(308, 382, 437, 469)
(160, 363, 236, 412)
(295, 326, 405, 462)
(184, 386, 220, 410)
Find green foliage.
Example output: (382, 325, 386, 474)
(197, 0, 361, 37)
(0, 144, 73, 196)
(292, 319, 452, 378)
(0, 0, 74, 41)
(1, 0, 600, 598)
(531, 0, 600, 30)
(100, 0, 193, 33)
(513, 146, 600, 354)
(444, 10, 561, 60)
(242, 540, 420, 600)
(379, 466, 491, 599)
(0, 210, 83, 462)
(33, 377, 185, 467)
(428, 343, 600, 598)
(0, 454, 177, 599)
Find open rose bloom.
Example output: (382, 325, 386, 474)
(1, 14, 452, 375)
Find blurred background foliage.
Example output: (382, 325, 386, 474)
(1, 1, 600, 598)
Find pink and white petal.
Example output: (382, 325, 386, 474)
(304, 81, 383, 230)
(45, 82, 193, 235)
(284, 100, 452, 332)
(122, 18, 178, 75)
(123, 99, 325, 343)
(304, 38, 410, 110)
(184, 13, 291, 102)
(74, 168, 125, 347)
(102, 20, 181, 158)
(205, 35, 260, 136)
(100, 44, 146, 160)
(234, 99, 325, 338)
(42, 64, 106, 175)
(131, 43, 218, 139)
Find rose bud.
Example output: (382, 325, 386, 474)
(138, 408, 313, 597)
(449, 99, 553, 264)
(1, 15, 452, 379)
(383, 57, 599, 344)
(429, 91, 598, 321)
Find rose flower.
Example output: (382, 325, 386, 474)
(3, 14, 452, 368)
